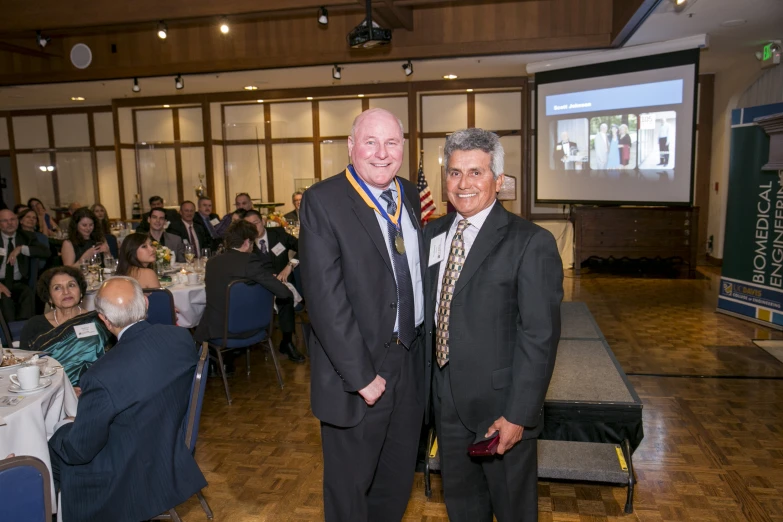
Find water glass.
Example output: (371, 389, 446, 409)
(201, 247, 210, 259)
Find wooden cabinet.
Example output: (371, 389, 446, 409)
(573, 207, 699, 278)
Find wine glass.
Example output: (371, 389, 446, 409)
(200, 247, 210, 260)
(184, 244, 195, 269)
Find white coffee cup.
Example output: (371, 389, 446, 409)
(187, 272, 199, 285)
(11, 365, 41, 390)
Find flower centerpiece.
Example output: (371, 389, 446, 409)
(151, 241, 172, 271)
(266, 211, 288, 228)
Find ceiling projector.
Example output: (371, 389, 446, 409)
(348, 0, 392, 49)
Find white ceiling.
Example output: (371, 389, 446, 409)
(0, 0, 780, 111)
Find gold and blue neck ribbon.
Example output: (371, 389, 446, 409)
(345, 165, 404, 231)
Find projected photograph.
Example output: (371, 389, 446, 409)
(550, 118, 588, 171)
(589, 115, 638, 170)
(638, 111, 677, 169)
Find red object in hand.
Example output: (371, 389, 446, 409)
(468, 432, 500, 457)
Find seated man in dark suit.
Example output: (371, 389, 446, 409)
(48, 276, 207, 522)
(197, 196, 221, 244)
(214, 192, 255, 237)
(0, 209, 50, 321)
(244, 210, 299, 285)
(283, 191, 303, 224)
(168, 200, 212, 257)
(136, 195, 179, 232)
(195, 220, 304, 366)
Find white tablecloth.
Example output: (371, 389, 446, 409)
(0, 352, 78, 511)
(84, 283, 207, 328)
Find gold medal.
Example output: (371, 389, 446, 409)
(395, 234, 406, 255)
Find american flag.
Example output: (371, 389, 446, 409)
(417, 152, 436, 223)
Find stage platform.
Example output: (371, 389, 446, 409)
(425, 301, 643, 513)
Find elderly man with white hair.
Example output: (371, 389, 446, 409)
(48, 276, 206, 522)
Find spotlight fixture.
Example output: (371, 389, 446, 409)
(132, 77, 141, 93)
(443, 74, 458, 80)
(175, 74, 184, 90)
(402, 60, 413, 77)
(35, 31, 50, 48)
(670, 0, 689, 11)
(318, 7, 329, 25)
(157, 21, 168, 39)
(70, 96, 85, 101)
(332, 65, 342, 80)
(219, 17, 230, 34)
(244, 85, 258, 91)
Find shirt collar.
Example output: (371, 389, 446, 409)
(455, 200, 496, 231)
(2, 233, 14, 241)
(366, 180, 397, 201)
(117, 320, 141, 340)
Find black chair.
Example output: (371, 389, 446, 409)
(0, 309, 25, 348)
(154, 342, 213, 521)
(0, 456, 52, 522)
(207, 279, 284, 405)
(144, 288, 177, 326)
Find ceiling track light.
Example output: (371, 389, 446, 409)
(402, 60, 413, 77)
(219, 17, 230, 34)
(175, 74, 184, 90)
(35, 31, 50, 48)
(132, 77, 140, 93)
(157, 21, 168, 39)
(670, 0, 689, 12)
(332, 65, 342, 80)
(318, 6, 329, 25)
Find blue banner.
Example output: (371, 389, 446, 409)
(545, 79, 684, 116)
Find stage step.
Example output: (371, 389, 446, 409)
(537, 440, 629, 484)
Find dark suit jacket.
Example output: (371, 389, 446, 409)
(48, 321, 207, 522)
(260, 226, 298, 275)
(283, 209, 300, 224)
(423, 203, 563, 437)
(168, 219, 211, 254)
(194, 249, 292, 342)
(300, 173, 425, 428)
(1, 229, 50, 281)
(553, 140, 578, 169)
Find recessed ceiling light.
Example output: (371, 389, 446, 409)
(70, 96, 85, 101)
(157, 21, 168, 39)
(720, 19, 746, 27)
(38, 166, 47, 172)
(256, 99, 264, 103)
(163, 104, 170, 108)
(443, 74, 458, 80)
(466, 89, 473, 92)
(219, 17, 230, 34)
(306, 96, 314, 100)
(358, 94, 365, 98)
(46, 166, 55, 172)
(244, 85, 258, 91)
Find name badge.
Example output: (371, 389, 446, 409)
(74, 323, 99, 338)
(0, 248, 6, 257)
(210, 218, 220, 226)
(271, 242, 286, 256)
(428, 232, 446, 267)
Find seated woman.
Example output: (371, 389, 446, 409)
(61, 207, 110, 268)
(116, 233, 160, 288)
(18, 208, 50, 272)
(19, 266, 109, 388)
(28, 197, 58, 237)
(90, 203, 118, 258)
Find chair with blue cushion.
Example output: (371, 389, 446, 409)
(0, 309, 26, 348)
(144, 288, 177, 326)
(153, 342, 213, 521)
(0, 455, 52, 522)
(208, 279, 284, 405)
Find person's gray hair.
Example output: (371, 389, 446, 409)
(94, 276, 147, 328)
(350, 108, 404, 141)
(443, 128, 505, 179)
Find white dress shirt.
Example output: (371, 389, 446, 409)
(0, 233, 30, 281)
(435, 201, 496, 320)
(367, 181, 424, 329)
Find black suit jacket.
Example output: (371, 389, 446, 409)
(300, 173, 425, 428)
(283, 209, 299, 224)
(194, 249, 292, 342)
(48, 321, 207, 522)
(423, 203, 563, 437)
(1, 230, 50, 281)
(168, 219, 212, 254)
(260, 226, 299, 275)
(553, 140, 578, 169)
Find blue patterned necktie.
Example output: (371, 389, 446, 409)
(380, 189, 416, 349)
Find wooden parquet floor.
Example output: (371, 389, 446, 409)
(174, 266, 783, 521)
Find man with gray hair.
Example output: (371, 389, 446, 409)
(48, 277, 207, 522)
(424, 128, 563, 521)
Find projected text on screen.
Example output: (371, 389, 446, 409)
(545, 79, 684, 116)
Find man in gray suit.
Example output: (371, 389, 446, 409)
(147, 207, 185, 262)
(424, 128, 563, 521)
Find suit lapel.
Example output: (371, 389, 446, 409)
(347, 182, 393, 274)
(426, 215, 456, 310)
(453, 203, 508, 296)
(401, 183, 426, 283)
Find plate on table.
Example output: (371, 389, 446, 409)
(0, 351, 32, 370)
(9, 377, 52, 393)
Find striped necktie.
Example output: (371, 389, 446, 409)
(436, 219, 469, 367)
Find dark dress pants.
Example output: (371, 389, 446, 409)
(320, 334, 423, 522)
(0, 279, 34, 322)
(277, 297, 295, 333)
(433, 364, 539, 522)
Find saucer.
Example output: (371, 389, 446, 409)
(9, 377, 52, 393)
(41, 367, 58, 378)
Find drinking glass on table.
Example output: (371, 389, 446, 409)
(200, 247, 210, 260)
(184, 244, 195, 269)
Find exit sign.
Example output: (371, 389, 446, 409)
(762, 42, 781, 69)
(763, 43, 774, 61)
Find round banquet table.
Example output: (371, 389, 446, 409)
(0, 351, 78, 511)
(83, 282, 207, 328)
